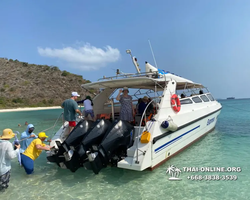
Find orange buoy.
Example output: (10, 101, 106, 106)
(171, 94, 181, 112)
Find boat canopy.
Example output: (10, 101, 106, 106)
(82, 76, 203, 90)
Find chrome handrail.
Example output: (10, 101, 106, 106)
(135, 99, 157, 164)
(97, 71, 169, 81)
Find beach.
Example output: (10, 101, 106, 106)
(0, 106, 61, 113)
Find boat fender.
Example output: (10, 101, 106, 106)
(161, 120, 178, 131)
(161, 121, 169, 129)
(171, 94, 181, 112)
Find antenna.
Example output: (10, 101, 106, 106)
(148, 40, 158, 69)
(126, 49, 141, 73)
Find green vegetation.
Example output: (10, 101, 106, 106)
(45, 65, 50, 70)
(51, 66, 59, 71)
(0, 57, 94, 109)
(12, 98, 23, 103)
(0, 97, 6, 105)
(22, 62, 28, 66)
(61, 70, 71, 76)
(9, 87, 15, 92)
(0, 97, 58, 109)
(22, 80, 30, 86)
(48, 99, 54, 104)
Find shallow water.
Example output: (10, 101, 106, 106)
(0, 100, 250, 200)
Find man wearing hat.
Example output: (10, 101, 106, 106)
(61, 92, 82, 137)
(0, 129, 20, 191)
(21, 132, 52, 175)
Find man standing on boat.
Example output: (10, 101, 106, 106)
(61, 92, 82, 136)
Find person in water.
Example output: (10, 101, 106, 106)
(20, 124, 50, 153)
(116, 87, 135, 122)
(21, 132, 52, 175)
(0, 129, 20, 191)
(19, 124, 37, 153)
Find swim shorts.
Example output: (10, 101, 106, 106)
(68, 121, 76, 127)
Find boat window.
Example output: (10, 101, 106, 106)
(207, 94, 215, 101)
(180, 98, 193, 105)
(200, 95, 210, 102)
(192, 96, 202, 103)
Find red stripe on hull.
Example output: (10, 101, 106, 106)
(150, 126, 215, 171)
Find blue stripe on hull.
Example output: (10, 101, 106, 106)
(154, 125, 200, 153)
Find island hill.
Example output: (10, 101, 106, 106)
(0, 58, 94, 109)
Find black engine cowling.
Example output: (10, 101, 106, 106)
(84, 120, 134, 174)
(47, 119, 94, 165)
(64, 119, 111, 172)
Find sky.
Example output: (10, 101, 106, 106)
(1, 0, 250, 99)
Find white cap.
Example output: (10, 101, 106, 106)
(72, 92, 80, 97)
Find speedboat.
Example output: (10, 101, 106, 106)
(47, 50, 222, 174)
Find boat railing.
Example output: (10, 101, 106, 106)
(97, 71, 165, 81)
(135, 98, 156, 164)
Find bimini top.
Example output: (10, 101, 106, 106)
(82, 62, 204, 90)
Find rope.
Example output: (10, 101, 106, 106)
(16, 112, 63, 143)
(41, 112, 63, 132)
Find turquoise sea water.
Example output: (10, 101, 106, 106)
(0, 99, 250, 200)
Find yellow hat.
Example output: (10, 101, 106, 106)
(0, 129, 15, 139)
(38, 132, 48, 138)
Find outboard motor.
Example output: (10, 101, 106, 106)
(47, 119, 94, 166)
(64, 119, 111, 172)
(84, 120, 134, 174)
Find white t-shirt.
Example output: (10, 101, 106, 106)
(0, 140, 19, 175)
(84, 99, 93, 111)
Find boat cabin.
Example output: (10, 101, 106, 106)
(81, 62, 216, 127)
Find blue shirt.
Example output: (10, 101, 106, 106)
(138, 102, 147, 115)
(20, 124, 38, 153)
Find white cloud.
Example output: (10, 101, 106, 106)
(37, 43, 121, 70)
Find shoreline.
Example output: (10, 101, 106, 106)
(0, 106, 61, 113)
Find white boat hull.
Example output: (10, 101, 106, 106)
(118, 109, 221, 171)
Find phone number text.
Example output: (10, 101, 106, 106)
(187, 175, 238, 181)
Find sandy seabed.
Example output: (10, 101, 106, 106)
(0, 106, 61, 113)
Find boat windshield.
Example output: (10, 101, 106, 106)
(109, 88, 163, 105)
